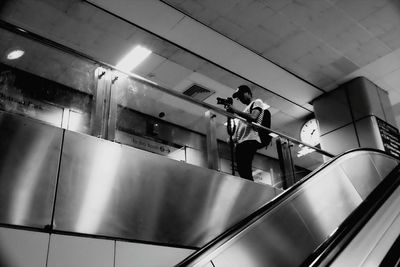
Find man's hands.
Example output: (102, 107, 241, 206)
(225, 104, 234, 114)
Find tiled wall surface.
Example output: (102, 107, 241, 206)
(0, 227, 194, 267)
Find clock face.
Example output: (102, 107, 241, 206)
(300, 118, 320, 146)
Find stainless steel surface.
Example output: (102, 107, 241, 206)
(320, 123, 359, 155)
(331, 183, 400, 267)
(54, 130, 278, 247)
(346, 77, 385, 121)
(213, 202, 318, 267)
(356, 116, 384, 150)
(0, 111, 62, 227)
(205, 110, 220, 170)
(314, 88, 352, 136)
(188, 150, 398, 267)
(0, 227, 49, 267)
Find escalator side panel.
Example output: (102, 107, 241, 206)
(339, 154, 382, 199)
(330, 182, 400, 266)
(190, 151, 398, 267)
(291, 168, 362, 245)
(370, 153, 398, 179)
(212, 202, 318, 267)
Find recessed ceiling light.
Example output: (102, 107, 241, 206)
(7, 49, 25, 60)
(116, 45, 152, 72)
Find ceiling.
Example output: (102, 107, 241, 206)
(0, 0, 399, 147)
(161, 0, 400, 101)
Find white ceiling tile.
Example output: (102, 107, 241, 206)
(266, 72, 323, 105)
(377, 27, 400, 50)
(361, 49, 400, 79)
(333, 0, 389, 21)
(150, 60, 193, 88)
(280, 0, 332, 27)
(210, 17, 247, 41)
(193, 6, 221, 25)
(224, 0, 274, 31)
(259, 12, 299, 39)
(360, 3, 400, 37)
(134, 54, 166, 77)
(176, 0, 205, 15)
(380, 69, 400, 91)
(197, 0, 242, 17)
(263, 0, 292, 11)
(327, 23, 373, 53)
(344, 38, 392, 66)
(236, 26, 277, 54)
(168, 50, 205, 71)
(87, 0, 185, 36)
(389, 91, 400, 107)
(168, 17, 238, 65)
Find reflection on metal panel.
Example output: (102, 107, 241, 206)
(0, 112, 62, 227)
(191, 150, 398, 267)
(291, 168, 362, 244)
(340, 153, 381, 199)
(54, 130, 277, 247)
(213, 202, 318, 267)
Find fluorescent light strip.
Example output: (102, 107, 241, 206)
(116, 45, 152, 72)
(7, 49, 25, 60)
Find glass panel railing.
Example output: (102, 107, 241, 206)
(0, 0, 335, 189)
(0, 25, 95, 135)
(215, 112, 334, 189)
(111, 72, 210, 168)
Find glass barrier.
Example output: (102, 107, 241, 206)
(215, 112, 333, 189)
(0, 0, 335, 191)
(0, 26, 95, 134)
(111, 72, 210, 168)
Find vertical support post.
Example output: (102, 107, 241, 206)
(276, 138, 295, 189)
(107, 73, 119, 141)
(205, 110, 220, 171)
(90, 67, 114, 140)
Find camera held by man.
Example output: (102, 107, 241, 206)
(216, 97, 233, 108)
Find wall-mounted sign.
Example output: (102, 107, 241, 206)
(376, 117, 400, 159)
(115, 130, 181, 157)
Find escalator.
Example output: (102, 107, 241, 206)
(176, 149, 399, 267)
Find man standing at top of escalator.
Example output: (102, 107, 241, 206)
(226, 85, 269, 181)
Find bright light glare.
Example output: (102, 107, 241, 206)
(7, 49, 25, 60)
(269, 133, 279, 138)
(116, 45, 152, 72)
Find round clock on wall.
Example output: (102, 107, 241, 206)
(300, 118, 320, 146)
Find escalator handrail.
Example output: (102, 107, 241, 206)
(176, 148, 397, 267)
(301, 162, 400, 267)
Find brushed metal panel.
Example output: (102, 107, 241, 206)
(291, 167, 363, 244)
(331, 182, 400, 267)
(314, 88, 352, 135)
(115, 241, 194, 267)
(355, 116, 384, 150)
(212, 202, 318, 267)
(378, 88, 397, 127)
(47, 234, 114, 267)
(189, 150, 397, 267)
(0, 112, 62, 227)
(320, 124, 359, 155)
(346, 77, 384, 121)
(370, 153, 398, 179)
(0, 227, 49, 267)
(54, 130, 277, 247)
(339, 153, 381, 199)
